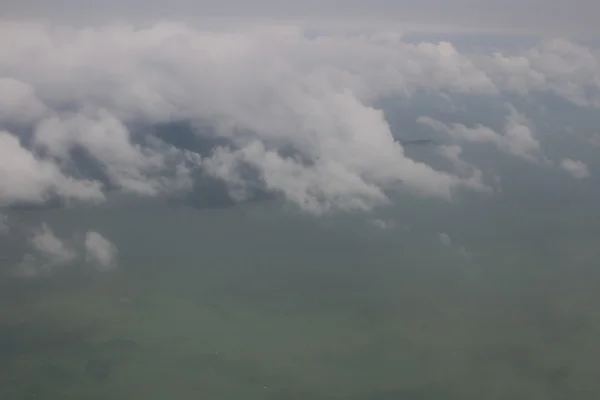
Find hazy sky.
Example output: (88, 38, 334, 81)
(3, 0, 600, 36)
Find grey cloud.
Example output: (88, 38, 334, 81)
(560, 158, 590, 179)
(435, 144, 489, 191)
(84, 231, 118, 272)
(438, 232, 452, 247)
(11, 224, 119, 277)
(2, 0, 600, 37)
(34, 111, 191, 196)
(0, 131, 105, 207)
(418, 110, 546, 164)
(15, 223, 77, 277)
(438, 232, 473, 258)
(480, 40, 600, 108)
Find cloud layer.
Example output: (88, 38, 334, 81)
(0, 22, 598, 214)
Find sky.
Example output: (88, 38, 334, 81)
(3, 3, 600, 398)
(3, 0, 600, 37)
(0, 1, 599, 272)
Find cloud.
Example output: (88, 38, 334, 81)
(371, 219, 396, 230)
(418, 109, 545, 163)
(0, 22, 598, 213)
(0, 131, 105, 207)
(481, 40, 600, 108)
(0, 22, 505, 213)
(560, 158, 590, 179)
(458, 246, 473, 260)
(15, 224, 77, 277)
(435, 144, 489, 191)
(438, 232, 473, 259)
(438, 232, 452, 247)
(0, 78, 47, 127)
(34, 110, 190, 196)
(84, 231, 118, 272)
(11, 224, 120, 277)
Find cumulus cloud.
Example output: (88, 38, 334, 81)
(0, 22, 598, 213)
(0, 131, 105, 207)
(438, 232, 452, 247)
(481, 39, 600, 108)
(15, 224, 77, 277)
(0, 78, 47, 126)
(34, 110, 190, 196)
(435, 144, 489, 191)
(11, 224, 120, 277)
(418, 110, 545, 163)
(560, 158, 590, 179)
(84, 231, 118, 272)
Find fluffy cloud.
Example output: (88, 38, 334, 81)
(84, 231, 118, 272)
(12, 224, 119, 277)
(0, 131, 105, 206)
(481, 40, 600, 108)
(34, 110, 190, 196)
(435, 144, 489, 191)
(418, 110, 545, 163)
(0, 78, 47, 126)
(16, 224, 77, 277)
(560, 158, 590, 179)
(0, 22, 598, 213)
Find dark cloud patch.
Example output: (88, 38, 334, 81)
(67, 145, 115, 191)
(150, 122, 231, 158)
(177, 173, 275, 211)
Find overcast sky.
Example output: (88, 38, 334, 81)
(2, 0, 599, 36)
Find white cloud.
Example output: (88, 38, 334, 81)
(435, 144, 489, 191)
(418, 109, 545, 163)
(438, 232, 452, 247)
(84, 231, 118, 272)
(34, 110, 187, 196)
(0, 22, 504, 213)
(0, 131, 105, 206)
(481, 40, 600, 108)
(16, 223, 77, 277)
(0, 78, 47, 126)
(13, 224, 119, 277)
(0, 22, 598, 213)
(560, 158, 590, 179)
